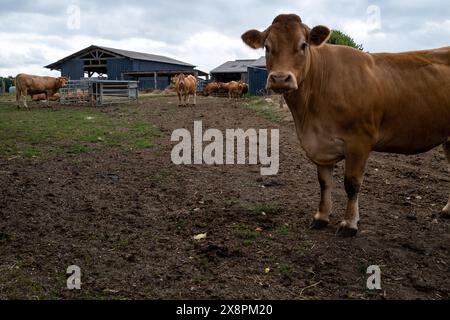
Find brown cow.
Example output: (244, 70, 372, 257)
(203, 82, 222, 96)
(174, 74, 197, 107)
(16, 74, 67, 109)
(242, 14, 450, 237)
(32, 93, 60, 102)
(226, 81, 246, 99)
(240, 81, 249, 97)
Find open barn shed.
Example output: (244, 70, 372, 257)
(210, 59, 256, 83)
(45, 45, 208, 91)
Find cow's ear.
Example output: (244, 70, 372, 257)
(242, 29, 267, 49)
(309, 26, 331, 46)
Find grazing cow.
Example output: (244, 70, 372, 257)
(242, 14, 450, 237)
(16, 74, 67, 109)
(174, 74, 197, 107)
(32, 93, 60, 102)
(203, 82, 222, 96)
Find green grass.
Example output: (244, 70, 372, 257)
(233, 224, 258, 241)
(276, 224, 291, 237)
(244, 96, 283, 123)
(247, 202, 280, 216)
(0, 100, 158, 159)
(279, 263, 294, 278)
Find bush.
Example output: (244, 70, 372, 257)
(328, 30, 364, 51)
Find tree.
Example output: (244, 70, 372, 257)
(328, 30, 364, 51)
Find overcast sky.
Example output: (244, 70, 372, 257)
(0, 0, 449, 77)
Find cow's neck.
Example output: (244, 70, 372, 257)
(283, 46, 326, 134)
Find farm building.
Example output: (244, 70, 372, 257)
(210, 59, 257, 83)
(210, 57, 268, 96)
(45, 45, 208, 90)
(247, 56, 268, 96)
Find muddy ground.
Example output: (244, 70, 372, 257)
(0, 96, 449, 300)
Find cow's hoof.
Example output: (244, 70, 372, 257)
(310, 219, 329, 230)
(336, 225, 358, 238)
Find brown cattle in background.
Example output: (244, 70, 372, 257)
(242, 14, 450, 237)
(16, 74, 67, 109)
(227, 81, 246, 99)
(203, 82, 222, 96)
(239, 81, 249, 97)
(174, 74, 197, 107)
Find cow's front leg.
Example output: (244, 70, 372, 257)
(178, 93, 182, 107)
(337, 148, 370, 237)
(311, 165, 334, 229)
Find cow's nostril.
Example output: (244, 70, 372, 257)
(270, 74, 292, 84)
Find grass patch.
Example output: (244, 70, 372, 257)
(247, 202, 280, 216)
(0, 101, 158, 159)
(244, 96, 283, 123)
(357, 259, 371, 275)
(224, 197, 241, 208)
(276, 224, 290, 237)
(279, 263, 294, 278)
(232, 224, 258, 247)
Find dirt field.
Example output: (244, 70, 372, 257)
(0, 95, 449, 300)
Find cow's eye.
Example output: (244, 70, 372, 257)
(299, 42, 308, 51)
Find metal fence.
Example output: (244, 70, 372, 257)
(60, 80, 139, 106)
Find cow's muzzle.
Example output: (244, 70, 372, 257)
(267, 72, 298, 94)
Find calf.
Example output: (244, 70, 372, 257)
(32, 93, 60, 102)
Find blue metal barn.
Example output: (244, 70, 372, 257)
(45, 45, 208, 91)
(247, 57, 268, 96)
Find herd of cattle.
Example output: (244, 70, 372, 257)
(13, 73, 250, 109)
(171, 75, 249, 107)
(203, 80, 249, 99)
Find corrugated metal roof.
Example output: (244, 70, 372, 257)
(210, 59, 257, 74)
(45, 45, 195, 70)
(96, 46, 195, 67)
(250, 56, 266, 68)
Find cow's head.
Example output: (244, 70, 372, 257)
(171, 74, 180, 85)
(175, 74, 186, 87)
(58, 77, 68, 88)
(242, 14, 330, 94)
